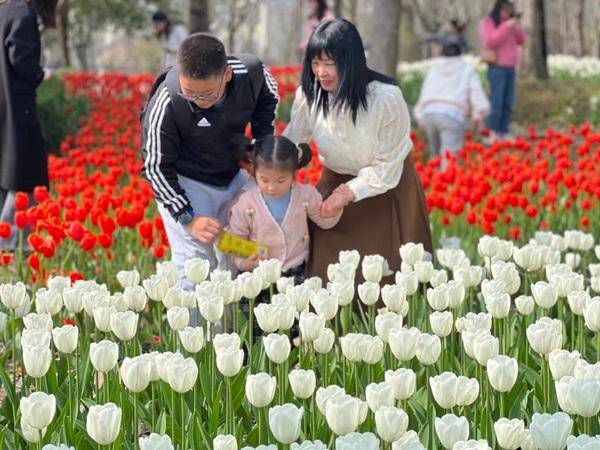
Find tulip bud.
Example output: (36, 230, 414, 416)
(269, 404, 303, 444)
(287, 284, 311, 312)
(313, 327, 335, 354)
(375, 406, 409, 443)
(288, 369, 316, 399)
(214, 333, 241, 352)
(166, 306, 189, 331)
(487, 355, 518, 393)
(365, 382, 395, 412)
(325, 395, 365, 436)
(330, 281, 354, 307)
(299, 312, 325, 342)
(532, 281, 558, 309)
(119, 356, 151, 393)
(336, 432, 379, 450)
(86, 403, 122, 445)
(52, 325, 78, 354)
(263, 333, 291, 364)
(415, 333, 441, 365)
(529, 412, 572, 450)
(584, 296, 600, 332)
(435, 414, 469, 450)
(116, 269, 140, 288)
(430, 311, 453, 338)
(515, 295, 534, 316)
(23, 344, 52, 378)
(484, 292, 510, 319)
(381, 284, 407, 313)
(213, 434, 238, 450)
(143, 274, 170, 302)
(414, 261, 434, 283)
(246, 373, 277, 408)
(109, 310, 138, 341)
(23, 312, 53, 331)
(184, 258, 210, 285)
(241, 273, 264, 299)
(362, 335, 384, 364)
(90, 339, 119, 373)
(138, 433, 174, 450)
(362, 255, 386, 283)
(0, 281, 27, 309)
(123, 286, 147, 312)
(392, 430, 422, 448)
(376, 311, 403, 342)
(93, 306, 117, 333)
(358, 281, 380, 306)
(400, 243, 424, 266)
(315, 385, 346, 415)
(549, 349, 581, 380)
(395, 271, 418, 296)
(385, 368, 416, 401)
(389, 327, 420, 362)
(216, 348, 244, 377)
(472, 333, 499, 366)
(20, 391, 56, 430)
(35, 288, 63, 316)
(198, 296, 224, 323)
(22, 421, 46, 443)
(494, 418, 524, 450)
(310, 289, 338, 321)
(527, 317, 563, 355)
(166, 357, 198, 393)
(178, 326, 204, 353)
(256, 259, 282, 285)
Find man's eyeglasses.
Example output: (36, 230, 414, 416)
(178, 73, 226, 103)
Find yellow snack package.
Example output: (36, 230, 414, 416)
(217, 232, 269, 258)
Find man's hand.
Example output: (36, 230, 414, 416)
(238, 252, 265, 272)
(320, 184, 355, 218)
(185, 216, 221, 244)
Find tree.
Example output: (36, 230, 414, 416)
(359, 0, 401, 77)
(189, 0, 209, 33)
(519, 0, 548, 80)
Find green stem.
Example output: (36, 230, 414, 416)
(151, 383, 156, 431)
(181, 394, 185, 450)
(258, 407, 263, 444)
(133, 392, 138, 448)
(249, 297, 255, 372)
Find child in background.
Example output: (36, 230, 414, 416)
(228, 135, 342, 279)
(414, 39, 490, 169)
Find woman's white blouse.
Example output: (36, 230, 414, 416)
(283, 81, 413, 202)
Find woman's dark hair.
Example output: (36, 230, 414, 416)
(301, 18, 397, 124)
(31, 0, 59, 28)
(489, 0, 514, 26)
(310, 0, 329, 20)
(152, 11, 172, 39)
(231, 135, 312, 173)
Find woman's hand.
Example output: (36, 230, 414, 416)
(238, 252, 265, 272)
(320, 184, 355, 217)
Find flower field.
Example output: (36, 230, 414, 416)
(0, 66, 600, 450)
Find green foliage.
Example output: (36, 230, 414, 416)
(37, 76, 90, 154)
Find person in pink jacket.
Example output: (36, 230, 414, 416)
(479, 0, 526, 141)
(228, 135, 342, 277)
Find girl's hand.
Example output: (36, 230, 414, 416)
(238, 252, 265, 271)
(320, 184, 355, 217)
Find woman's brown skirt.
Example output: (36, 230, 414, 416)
(308, 157, 433, 284)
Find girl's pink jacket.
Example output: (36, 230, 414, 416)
(227, 182, 342, 271)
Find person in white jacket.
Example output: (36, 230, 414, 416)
(414, 40, 490, 168)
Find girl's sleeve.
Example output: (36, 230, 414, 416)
(305, 186, 342, 229)
(227, 198, 252, 269)
(345, 88, 412, 201)
(468, 69, 491, 122)
(282, 86, 314, 144)
(515, 24, 526, 45)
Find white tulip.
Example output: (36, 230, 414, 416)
(313, 328, 335, 354)
(365, 381, 395, 412)
(515, 295, 534, 316)
(415, 333, 441, 365)
(430, 311, 453, 338)
(139, 433, 174, 450)
(385, 368, 416, 400)
(362, 255, 386, 283)
(289, 369, 316, 399)
(20, 391, 56, 430)
(86, 403, 122, 445)
(120, 356, 151, 393)
(376, 311, 403, 342)
(116, 269, 140, 288)
(435, 414, 469, 450)
(23, 312, 53, 331)
(494, 418, 524, 450)
(375, 406, 409, 442)
(123, 286, 147, 312)
(52, 325, 78, 353)
(178, 326, 204, 353)
(263, 333, 291, 364)
(269, 404, 303, 444)
(246, 373, 277, 408)
(110, 311, 138, 341)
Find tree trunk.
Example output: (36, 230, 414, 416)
(189, 0, 210, 33)
(530, 0, 548, 79)
(360, 0, 401, 77)
(57, 0, 70, 67)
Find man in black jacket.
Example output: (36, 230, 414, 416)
(141, 33, 278, 288)
(0, 0, 48, 250)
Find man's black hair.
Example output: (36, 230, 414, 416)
(178, 33, 228, 79)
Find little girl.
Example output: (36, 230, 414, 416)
(228, 135, 343, 278)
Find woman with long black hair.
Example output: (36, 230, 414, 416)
(152, 11, 188, 67)
(284, 18, 432, 285)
